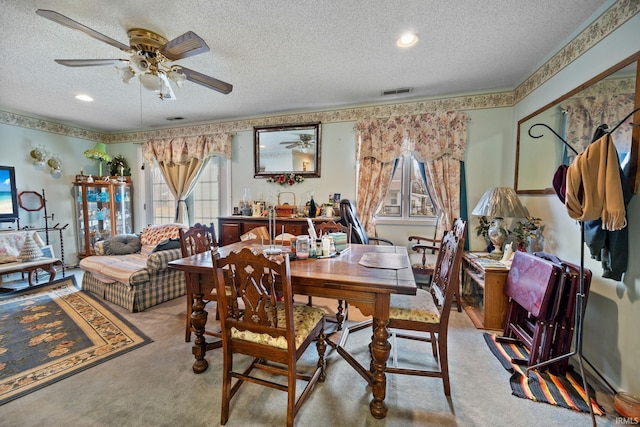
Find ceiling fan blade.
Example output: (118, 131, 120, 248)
(36, 9, 132, 53)
(179, 67, 233, 94)
(161, 31, 210, 60)
(55, 59, 128, 67)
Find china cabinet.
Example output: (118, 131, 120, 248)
(73, 179, 133, 258)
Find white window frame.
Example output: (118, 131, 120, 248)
(145, 156, 231, 226)
(375, 153, 438, 226)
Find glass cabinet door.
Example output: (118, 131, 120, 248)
(113, 184, 133, 235)
(74, 180, 134, 258)
(74, 185, 87, 255)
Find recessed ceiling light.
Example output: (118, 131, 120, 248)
(397, 33, 419, 48)
(75, 94, 94, 102)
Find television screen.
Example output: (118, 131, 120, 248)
(0, 165, 19, 223)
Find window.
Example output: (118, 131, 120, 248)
(151, 166, 176, 225)
(149, 157, 221, 225)
(376, 154, 436, 219)
(190, 158, 221, 225)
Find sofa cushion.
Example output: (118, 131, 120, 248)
(104, 234, 141, 255)
(140, 223, 186, 246)
(80, 253, 149, 284)
(152, 238, 181, 252)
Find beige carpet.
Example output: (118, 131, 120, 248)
(1, 269, 619, 427)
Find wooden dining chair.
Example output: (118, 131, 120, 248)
(179, 222, 218, 342)
(408, 218, 466, 311)
(315, 220, 352, 243)
(212, 247, 326, 427)
(345, 219, 467, 396)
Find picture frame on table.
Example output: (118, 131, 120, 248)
(40, 245, 55, 258)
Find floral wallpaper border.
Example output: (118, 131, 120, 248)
(0, 0, 637, 144)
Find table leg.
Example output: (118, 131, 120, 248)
(369, 315, 390, 419)
(191, 293, 209, 373)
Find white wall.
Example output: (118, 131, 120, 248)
(513, 14, 640, 395)
(0, 126, 96, 266)
(230, 121, 357, 214)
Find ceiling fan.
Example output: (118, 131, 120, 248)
(280, 133, 316, 151)
(35, 9, 233, 100)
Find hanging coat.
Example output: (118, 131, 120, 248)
(566, 126, 631, 280)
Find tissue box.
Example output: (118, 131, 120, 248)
(329, 232, 348, 252)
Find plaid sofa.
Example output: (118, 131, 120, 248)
(79, 223, 188, 312)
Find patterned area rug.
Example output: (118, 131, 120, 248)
(0, 276, 151, 405)
(483, 332, 604, 415)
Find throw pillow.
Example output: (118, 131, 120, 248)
(152, 238, 182, 252)
(104, 234, 141, 255)
(140, 223, 186, 246)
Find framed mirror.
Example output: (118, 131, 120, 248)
(515, 51, 640, 194)
(254, 122, 321, 178)
(18, 190, 45, 211)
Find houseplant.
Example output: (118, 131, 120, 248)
(510, 217, 544, 252)
(108, 155, 131, 177)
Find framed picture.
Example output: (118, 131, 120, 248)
(333, 193, 341, 204)
(40, 245, 55, 258)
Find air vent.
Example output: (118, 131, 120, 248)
(381, 87, 413, 96)
(166, 116, 185, 121)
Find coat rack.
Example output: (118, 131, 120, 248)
(527, 106, 639, 427)
(17, 188, 69, 276)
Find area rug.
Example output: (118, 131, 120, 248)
(483, 332, 604, 415)
(0, 276, 151, 405)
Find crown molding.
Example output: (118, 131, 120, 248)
(1, 0, 636, 144)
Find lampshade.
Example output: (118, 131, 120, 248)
(117, 66, 135, 83)
(472, 187, 529, 219)
(472, 187, 528, 258)
(93, 142, 107, 155)
(139, 72, 163, 91)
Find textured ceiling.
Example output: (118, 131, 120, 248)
(0, 0, 609, 133)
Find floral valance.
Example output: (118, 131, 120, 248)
(142, 133, 232, 166)
(356, 112, 467, 163)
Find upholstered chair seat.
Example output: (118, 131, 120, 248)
(231, 303, 325, 349)
(390, 288, 441, 323)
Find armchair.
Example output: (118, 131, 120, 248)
(338, 199, 393, 245)
(408, 218, 466, 311)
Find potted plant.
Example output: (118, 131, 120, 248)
(510, 217, 543, 252)
(475, 216, 493, 252)
(108, 155, 131, 177)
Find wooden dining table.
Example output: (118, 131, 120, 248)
(168, 241, 416, 419)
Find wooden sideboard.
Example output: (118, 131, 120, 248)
(217, 216, 341, 246)
(461, 252, 510, 330)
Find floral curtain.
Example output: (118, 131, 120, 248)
(355, 112, 467, 237)
(142, 134, 232, 224)
(412, 112, 467, 236)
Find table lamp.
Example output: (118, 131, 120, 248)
(472, 187, 529, 258)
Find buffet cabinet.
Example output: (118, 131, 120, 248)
(218, 216, 340, 246)
(73, 180, 133, 258)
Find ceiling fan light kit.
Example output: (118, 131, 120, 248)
(35, 9, 233, 100)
